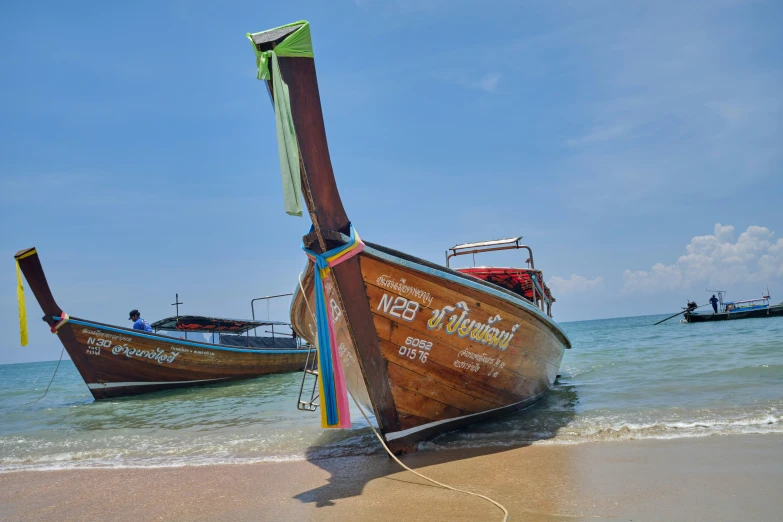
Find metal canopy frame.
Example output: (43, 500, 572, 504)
(250, 293, 295, 338)
(707, 289, 727, 310)
(445, 236, 535, 269)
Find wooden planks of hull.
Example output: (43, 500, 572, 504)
(361, 251, 565, 446)
(371, 304, 554, 400)
(385, 357, 503, 412)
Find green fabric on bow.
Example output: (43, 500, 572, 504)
(247, 21, 314, 217)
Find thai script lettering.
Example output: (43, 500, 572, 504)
(376, 275, 433, 307)
(82, 328, 132, 343)
(169, 346, 215, 357)
(338, 342, 357, 368)
(427, 301, 519, 350)
(457, 349, 505, 368)
(111, 345, 179, 364)
(453, 359, 480, 372)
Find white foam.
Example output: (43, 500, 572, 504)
(417, 411, 783, 452)
(0, 453, 309, 473)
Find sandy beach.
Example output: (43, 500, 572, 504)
(1, 433, 780, 521)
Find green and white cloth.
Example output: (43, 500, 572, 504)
(247, 21, 314, 217)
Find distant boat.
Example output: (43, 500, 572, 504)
(685, 290, 783, 323)
(248, 21, 571, 454)
(14, 248, 314, 399)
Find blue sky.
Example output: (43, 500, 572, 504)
(1, 0, 781, 364)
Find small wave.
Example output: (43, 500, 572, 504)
(559, 413, 783, 442)
(0, 453, 309, 473)
(0, 428, 385, 473)
(418, 412, 783, 452)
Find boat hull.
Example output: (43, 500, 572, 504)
(291, 243, 570, 453)
(685, 304, 783, 323)
(57, 317, 312, 399)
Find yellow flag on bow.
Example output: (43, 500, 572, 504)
(15, 251, 34, 347)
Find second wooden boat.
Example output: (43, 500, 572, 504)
(247, 21, 571, 453)
(14, 248, 314, 399)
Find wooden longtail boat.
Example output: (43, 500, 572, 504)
(248, 22, 571, 453)
(14, 248, 313, 399)
(684, 291, 783, 323)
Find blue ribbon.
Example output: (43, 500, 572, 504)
(302, 225, 360, 426)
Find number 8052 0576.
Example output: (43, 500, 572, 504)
(398, 336, 432, 363)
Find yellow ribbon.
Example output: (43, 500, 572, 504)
(15, 249, 36, 347)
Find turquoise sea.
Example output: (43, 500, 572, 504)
(1, 314, 782, 471)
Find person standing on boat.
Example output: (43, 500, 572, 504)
(129, 309, 153, 332)
(709, 295, 719, 314)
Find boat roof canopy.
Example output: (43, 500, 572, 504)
(150, 315, 288, 334)
(450, 237, 523, 251)
(724, 297, 769, 305)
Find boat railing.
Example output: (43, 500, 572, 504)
(250, 293, 294, 339)
(446, 237, 555, 316)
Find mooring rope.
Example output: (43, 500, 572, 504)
(296, 273, 509, 521)
(298, 272, 316, 320)
(24, 346, 65, 406)
(351, 395, 509, 521)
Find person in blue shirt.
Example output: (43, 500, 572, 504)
(129, 309, 153, 332)
(709, 295, 719, 314)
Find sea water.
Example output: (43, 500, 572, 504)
(1, 314, 781, 471)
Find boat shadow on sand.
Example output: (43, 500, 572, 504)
(294, 382, 578, 508)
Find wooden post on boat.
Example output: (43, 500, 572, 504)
(172, 294, 183, 319)
(249, 25, 402, 434)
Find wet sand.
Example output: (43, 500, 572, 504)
(1, 434, 780, 521)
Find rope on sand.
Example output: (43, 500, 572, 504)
(351, 395, 509, 522)
(297, 273, 509, 521)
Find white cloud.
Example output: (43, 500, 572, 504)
(623, 223, 783, 294)
(549, 274, 604, 295)
(567, 124, 633, 147)
(471, 73, 502, 93)
(622, 263, 683, 294)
